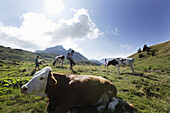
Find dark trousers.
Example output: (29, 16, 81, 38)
(35, 63, 39, 70)
(69, 59, 75, 69)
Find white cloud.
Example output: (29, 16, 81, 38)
(93, 54, 102, 60)
(0, 12, 56, 51)
(44, 0, 65, 16)
(120, 44, 132, 50)
(112, 26, 120, 36)
(48, 8, 103, 43)
(60, 38, 83, 53)
(0, 8, 102, 53)
(112, 53, 131, 58)
(0, 30, 39, 50)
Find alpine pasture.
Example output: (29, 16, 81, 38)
(0, 41, 170, 113)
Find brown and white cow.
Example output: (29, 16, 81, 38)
(21, 67, 117, 113)
(21, 67, 137, 113)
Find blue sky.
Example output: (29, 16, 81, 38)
(0, 0, 169, 60)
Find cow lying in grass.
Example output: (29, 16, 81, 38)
(53, 55, 65, 67)
(107, 58, 134, 74)
(21, 67, 136, 113)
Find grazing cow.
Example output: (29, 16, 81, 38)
(21, 67, 118, 113)
(53, 55, 65, 67)
(39, 60, 46, 65)
(107, 58, 134, 73)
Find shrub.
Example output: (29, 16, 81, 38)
(139, 54, 145, 58)
(138, 48, 142, 53)
(152, 50, 156, 56)
(143, 44, 150, 52)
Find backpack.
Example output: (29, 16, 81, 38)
(67, 52, 71, 59)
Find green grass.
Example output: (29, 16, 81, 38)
(0, 88, 47, 113)
(0, 61, 170, 113)
(130, 41, 170, 73)
(0, 40, 169, 112)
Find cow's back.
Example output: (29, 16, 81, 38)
(68, 75, 117, 105)
(46, 73, 117, 106)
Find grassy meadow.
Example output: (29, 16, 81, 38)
(0, 60, 169, 113)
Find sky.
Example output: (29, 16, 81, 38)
(0, 0, 170, 60)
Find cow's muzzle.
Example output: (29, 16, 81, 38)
(21, 86, 28, 94)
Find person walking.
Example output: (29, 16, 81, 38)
(35, 55, 40, 70)
(104, 59, 108, 69)
(67, 50, 75, 70)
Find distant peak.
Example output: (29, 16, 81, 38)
(53, 45, 64, 48)
(54, 45, 63, 47)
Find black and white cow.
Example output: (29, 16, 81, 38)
(38, 60, 46, 65)
(107, 58, 134, 73)
(52, 55, 65, 67)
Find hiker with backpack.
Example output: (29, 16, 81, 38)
(67, 50, 75, 70)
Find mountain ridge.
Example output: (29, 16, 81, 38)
(0, 45, 100, 66)
(35, 45, 88, 61)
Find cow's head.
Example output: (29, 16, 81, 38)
(21, 67, 56, 97)
(107, 59, 118, 66)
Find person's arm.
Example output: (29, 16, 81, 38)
(71, 53, 74, 60)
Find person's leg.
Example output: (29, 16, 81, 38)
(37, 64, 40, 70)
(70, 59, 75, 65)
(69, 59, 72, 70)
(70, 59, 75, 70)
(35, 64, 38, 70)
(72, 60, 75, 66)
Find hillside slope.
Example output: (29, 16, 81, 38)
(129, 41, 170, 72)
(0, 45, 57, 62)
(0, 45, 98, 66)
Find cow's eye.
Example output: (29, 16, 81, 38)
(40, 77, 45, 80)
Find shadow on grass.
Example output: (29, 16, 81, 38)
(121, 72, 159, 81)
(54, 66, 67, 69)
(30, 69, 36, 76)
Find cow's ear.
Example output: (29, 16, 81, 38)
(48, 71, 57, 85)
